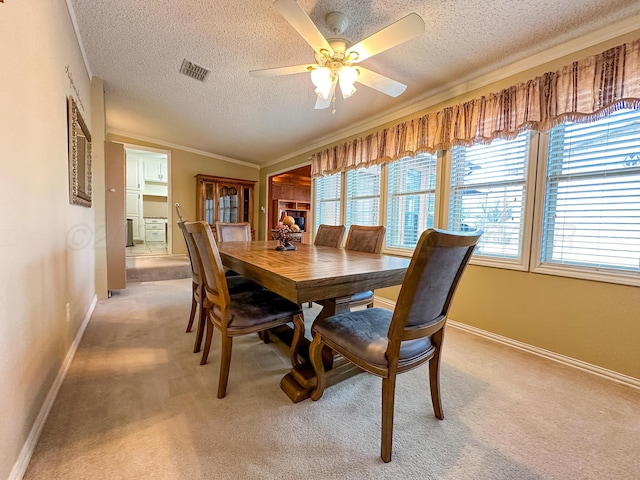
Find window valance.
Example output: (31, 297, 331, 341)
(311, 38, 640, 178)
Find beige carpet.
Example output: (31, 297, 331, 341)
(24, 279, 640, 479)
(125, 255, 191, 282)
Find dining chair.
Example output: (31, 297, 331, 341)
(345, 225, 386, 308)
(215, 221, 251, 241)
(185, 221, 305, 398)
(309, 228, 483, 462)
(176, 220, 204, 336)
(177, 219, 263, 354)
(307, 224, 346, 307)
(215, 222, 252, 277)
(314, 224, 346, 248)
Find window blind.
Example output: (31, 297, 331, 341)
(387, 153, 437, 249)
(449, 133, 530, 259)
(314, 173, 342, 231)
(345, 165, 381, 230)
(542, 109, 640, 272)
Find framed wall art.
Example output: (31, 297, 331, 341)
(67, 96, 92, 207)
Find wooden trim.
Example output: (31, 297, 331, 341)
(195, 174, 256, 187)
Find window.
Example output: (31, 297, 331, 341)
(387, 153, 437, 249)
(310, 108, 640, 286)
(314, 173, 342, 231)
(448, 133, 532, 264)
(537, 109, 640, 278)
(345, 164, 381, 230)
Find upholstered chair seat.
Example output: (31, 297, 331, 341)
(309, 228, 483, 462)
(186, 220, 305, 398)
(312, 308, 432, 367)
(177, 218, 261, 358)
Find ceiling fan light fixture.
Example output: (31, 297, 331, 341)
(258, 2, 426, 110)
(311, 66, 333, 99)
(338, 65, 358, 99)
(315, 81, 334, 99)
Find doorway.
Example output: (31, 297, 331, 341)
(124, 146, 171, 257)
(268, 164, 312, 243)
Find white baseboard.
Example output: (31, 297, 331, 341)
(9, 295, 98, 480)
(373, 296, 640, 391)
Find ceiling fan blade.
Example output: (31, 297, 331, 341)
(346, 13, 425, 63)
(274, 0, 333, 56)
(355, 67, 407, 97)
(315, 81, 337, 109)
(250, 64, 314, 77)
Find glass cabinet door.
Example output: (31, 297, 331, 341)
(218, 185, 239, 223)
(205, 182, 215, 225)
(196, 175, 255, 239)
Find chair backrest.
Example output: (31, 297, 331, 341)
(344, 225, 386, 254)
(185, 221, 231, 313)
(175, 202, 185, 222)
(389, 228, 482, 343)
(215, 222, 251, 242)
(177, 220, 200, 282)
(314, 224, 346, 248)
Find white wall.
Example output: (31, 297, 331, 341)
(0, 1, 96, 477)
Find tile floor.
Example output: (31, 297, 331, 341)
(125, 241, 168, 257)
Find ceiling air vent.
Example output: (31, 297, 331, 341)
(179, 59, 210, 82)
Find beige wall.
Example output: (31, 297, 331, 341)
(0, 1, 96, 477)
(143, 196, 169, 218)
(2, 5, 637, 477)
(264, 31, 640, 380)
(107, 134, 260, 255)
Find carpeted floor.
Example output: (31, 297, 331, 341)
(125, 255, 191, 282)
(23, 278, 640, 479)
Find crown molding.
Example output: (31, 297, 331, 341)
(65, 0, 92, 80)
(267, 15, 640, 166)
(107, 130, 260, 169)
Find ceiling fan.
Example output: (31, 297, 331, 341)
(250, 0, 425, 110)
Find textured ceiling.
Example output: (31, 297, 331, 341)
(69, 0, 640, 166)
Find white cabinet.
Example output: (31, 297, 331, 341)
(126, 156, 145, 241)
(126, 192, 142, 241)
(144, 218, 167, 242)
(144, 158, 168, 183)
(126, 157, 142, 190)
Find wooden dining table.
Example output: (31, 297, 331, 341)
(217, 240, 410, 402)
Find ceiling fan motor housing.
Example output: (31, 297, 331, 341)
(326, 11, 349, 35)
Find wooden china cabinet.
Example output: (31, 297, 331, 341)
(195, 174, 256, 240)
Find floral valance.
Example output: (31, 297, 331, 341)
(311, 38, 640, 178)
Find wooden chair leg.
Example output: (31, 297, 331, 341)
(289, 313, 305, 367)
(193, 302, 206, 353)
(309, 334, 326, 401)
(217, 335, 233, 399)
(200, 316, 214, 365)
(257, 330, 270, 344)
(429, 329, 445, 419)
(381, 374, 397, 463)
(186, 283, 197, 332)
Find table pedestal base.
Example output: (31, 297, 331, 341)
(271, 294, 362, 403)
(280, 357, 363, 403)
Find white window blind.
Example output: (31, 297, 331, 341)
(346, 165, 380, 230)
(387, 153, 437, 249)
(314, 173, 342, 231)
(449, 133, 530, 259)
(542, 109, 640, 273)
